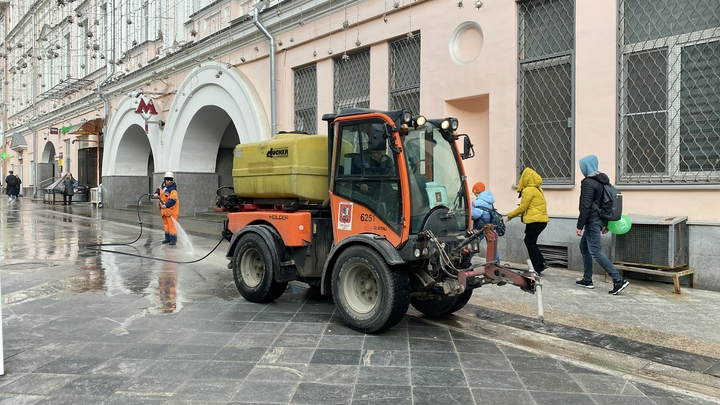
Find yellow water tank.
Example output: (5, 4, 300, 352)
(232, 133, 329, 202)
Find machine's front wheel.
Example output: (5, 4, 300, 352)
(232, 233, 287, 303)
(410, 289, 473, 317)
(332, 246, 410, 333)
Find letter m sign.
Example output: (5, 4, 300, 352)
(135, 97, 159, 133)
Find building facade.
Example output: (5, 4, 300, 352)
(1, 0, 719, 289)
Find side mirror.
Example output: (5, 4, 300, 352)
(460, 134, 474, 160)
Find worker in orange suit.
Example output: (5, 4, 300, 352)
(153, 171, 180, 245)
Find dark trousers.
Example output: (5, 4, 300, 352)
(63, 193, 73, 205)
(524, 222, 547, 272)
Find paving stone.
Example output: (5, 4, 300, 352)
(192, 360, 255, 380)
(411, 386, 473, 405)
(311, 349, 362, 365)
(360, 350, 410, 367)
(171, 379, 240, 402)
(291, 382, 353, 404)
(410, 351, 460, 368)
(411, 367, 467, 387)
(356, 366, 411, 386)
(260, 346, 315, 364)
(352, 384, 412, 404)
(232, 380, 297, 403)
(33, 355, 108, 375)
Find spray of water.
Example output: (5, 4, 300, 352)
(171, 217, 196, 256)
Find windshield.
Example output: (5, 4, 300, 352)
(403, 124, 469, 233)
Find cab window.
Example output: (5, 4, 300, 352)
(334, 122, 401, 228)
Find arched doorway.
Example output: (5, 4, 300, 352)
(38, 141, 58, 189)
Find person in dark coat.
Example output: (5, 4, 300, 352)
(576, 155, 629, 295)
(11, 174, 21, 200)
(61, 173, 77, 205)
(5, 170, 18, 203)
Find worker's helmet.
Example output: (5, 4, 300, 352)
(472, 181, 486, 194)
(164, 171, 174, 180)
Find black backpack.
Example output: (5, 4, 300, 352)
(477, 205, 506, 236)
(596, 182, 622, 222)
(6, 175, 16, 187)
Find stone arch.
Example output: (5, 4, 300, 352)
(162, 62, 270, 173)
(103, 97, 157, 176)
(41, 141, 56, 163)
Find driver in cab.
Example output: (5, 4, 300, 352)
(360, 144, 393, 194)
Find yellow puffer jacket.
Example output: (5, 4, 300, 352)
(507, 167, 549, 224)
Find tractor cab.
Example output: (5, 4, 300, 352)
(326, 109, 474, 251)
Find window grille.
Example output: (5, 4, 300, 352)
(619, 0, 720, 183)
(518, 0, 574, 183)
(294, 64, 317, 134)
(389, 33, 421, 114)
(334, 49, 370, 112)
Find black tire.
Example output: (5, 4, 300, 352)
(411, 289, 473, 317)
(232, 232, 288, 303)
(331, 246, 410, 334)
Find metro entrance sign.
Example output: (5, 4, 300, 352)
(135, 96, 159, 133)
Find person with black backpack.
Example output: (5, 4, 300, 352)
(576, 155, 629, 295)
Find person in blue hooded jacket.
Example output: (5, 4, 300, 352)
(471, 182, 500, 263)
(576, 155, 629, 295)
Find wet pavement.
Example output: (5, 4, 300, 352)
(0, 198, 719, 404)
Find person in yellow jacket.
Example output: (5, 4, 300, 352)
(153, 171, 180, 245)
(505, 167, 549, 274)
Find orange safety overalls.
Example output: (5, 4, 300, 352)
(157, 182, 180, 244)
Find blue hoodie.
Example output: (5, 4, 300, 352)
(579, 155, 599, 177)
(472, 190, 495, 227)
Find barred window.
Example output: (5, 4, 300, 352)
(619, 0, 720, 183)
(294, 64, 317, 133)
(334, 49, 370, 112)
(389, 33, 421, 114)
(518, 0, 574, 183)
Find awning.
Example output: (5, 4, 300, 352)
(66, 118, 104, 136)
(10, 132, 28, 152)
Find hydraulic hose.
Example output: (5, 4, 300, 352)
(85, 194, 226, 264)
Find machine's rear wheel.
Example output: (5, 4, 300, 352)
(232, 233, 287, 303)
(332, 246, 410, 333)
(411, 289, 473, 317)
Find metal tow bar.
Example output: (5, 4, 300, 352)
(456, 225, 544, 322)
